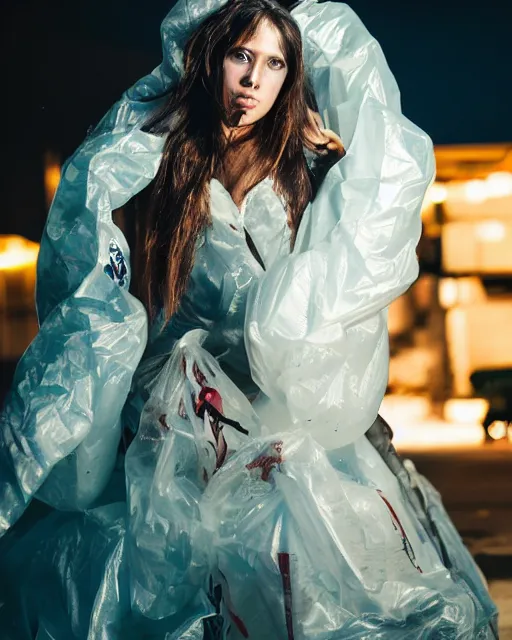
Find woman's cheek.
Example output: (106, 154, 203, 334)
(223, 62, 240, 93)
(269, 84, 283, 109)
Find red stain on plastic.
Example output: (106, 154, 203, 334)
(229, 608, 249, 638)
(378, 490, 423, 573)
(246, 441, 283, 481)
(278, 552, 295, 640)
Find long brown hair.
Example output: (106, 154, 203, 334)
(142, 0, 323, 321)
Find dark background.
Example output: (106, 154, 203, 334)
(1, 0, 511, 241)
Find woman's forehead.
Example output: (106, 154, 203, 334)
(233, 19, 286, 58)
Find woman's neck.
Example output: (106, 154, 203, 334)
(217, 136, 259, 209)
(221, 121, 254, 142)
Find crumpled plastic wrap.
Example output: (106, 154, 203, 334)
(203, 434, 477, 638)
(246, 0, 435, 449)
(126, 332, 496, 638)
(0, 0, 212, 533)
(126, 332, 497, 638)
(0, 0, 498, 638)
(125, 330, 261, 622)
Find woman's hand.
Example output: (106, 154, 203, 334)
(305, 108, 345, 158)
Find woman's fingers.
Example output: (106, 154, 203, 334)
(305, 109, 345, 158)
(319, 128, 345, 157)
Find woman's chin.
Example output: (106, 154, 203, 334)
(238, 112, 260, 127)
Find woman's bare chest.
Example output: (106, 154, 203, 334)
(218, 146, 257, 210)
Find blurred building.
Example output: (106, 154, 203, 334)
(386, 143, 512, 446)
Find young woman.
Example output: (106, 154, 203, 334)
(0, 0, 498, 638)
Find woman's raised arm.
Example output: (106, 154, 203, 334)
(245, 1, 434, 449)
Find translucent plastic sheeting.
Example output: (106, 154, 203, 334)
(0, 0, 497, 638)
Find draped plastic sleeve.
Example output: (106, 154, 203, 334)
(0, 0, 229, 535)
(0, 134, 159, 534)
(245, 1, 435, 450)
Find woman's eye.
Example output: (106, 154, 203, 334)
(269, 58, 285, 70)
(232, 50, 249, 63)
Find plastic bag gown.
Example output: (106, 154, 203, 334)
(0, 0, 498, 637)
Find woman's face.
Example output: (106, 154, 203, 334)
(222, 20, 288, 128)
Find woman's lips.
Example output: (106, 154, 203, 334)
(235, 96, 258, 110)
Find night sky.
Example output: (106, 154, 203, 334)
(2, 0, 511, 240)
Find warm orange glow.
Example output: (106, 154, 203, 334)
(44, 151, 61, 209)
(445, 308, 472, 397)
(442, 221, 512, 274)
(488, 421, 508, 440)
(438, 277, 487, 310)
(440, 172, 512, 207)
(421, 183, 446, 225)
(380, 395, 486, 451)
(486, 171, 512, 198)
(464, 179, 488, 203)
(475, 220, 506, 242)
(380, 395, 431, 422)
(439, 278, 459, 309)
(435, 144, 512, 183)
(428, 183, 448, 204)
(445, 302, 512, 396)
(392, 420, 486, 450)
(0, 236, 40, 271)
(444, 398, 488, 424)
(46, 166, 61, 192)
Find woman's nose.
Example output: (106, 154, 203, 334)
(241, 63, 261, 90)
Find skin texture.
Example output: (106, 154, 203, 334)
(222, 20, 288, 129)
(306, 109, 344, 155)
(221, 20, 343, 153)
(220, 19, 344, 209)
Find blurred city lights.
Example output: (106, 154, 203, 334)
(0, 236, 39, 271)
(475, 220, 507, 243)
